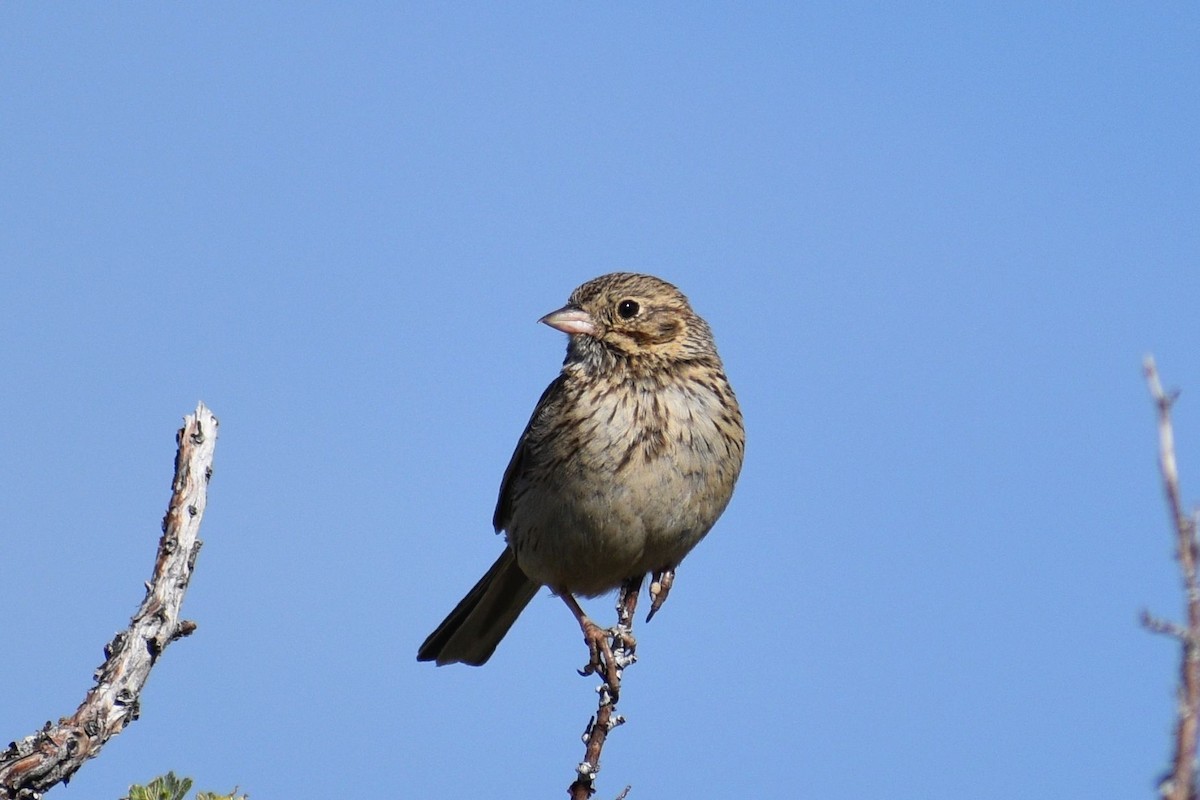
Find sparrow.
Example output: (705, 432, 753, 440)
(418, 272, 744, 667)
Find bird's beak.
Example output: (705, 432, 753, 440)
(539, 305, 597, 336)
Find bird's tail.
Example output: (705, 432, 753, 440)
(417, 549, 540, 666)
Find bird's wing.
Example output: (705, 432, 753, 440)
(493, 373, 565, 533)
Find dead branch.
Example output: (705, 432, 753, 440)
(568, 579, 642, 800)
(0, 403, 219, 800)
(1142, 357, 1200, 800)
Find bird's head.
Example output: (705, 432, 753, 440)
(540, 272, 716, 369)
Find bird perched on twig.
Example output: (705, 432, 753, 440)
(417, 272, 744, 669)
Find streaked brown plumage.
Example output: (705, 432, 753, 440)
(417, 273, 744, 666)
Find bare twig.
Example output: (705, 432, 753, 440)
(1142, 357, 1200, 800)
(568, 579, 641, 800)
(1143, 609, 1194, 643)
(0, 403, 219, 800)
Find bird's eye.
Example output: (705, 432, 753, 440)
(617, 299, 640, 319)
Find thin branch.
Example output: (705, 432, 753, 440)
(568, 579, 641, 800)
(1142, 357, 1200, 800)
(0, 403, 219, 800)
(1143, 609, 1194, 643)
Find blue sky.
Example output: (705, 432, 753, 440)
(1, 4, 1197, 798)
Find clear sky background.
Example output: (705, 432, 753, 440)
(1, 4, 1197, 799)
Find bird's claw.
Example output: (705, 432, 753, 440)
(646, 568, 675, 621)
(577, 620, 625, 696)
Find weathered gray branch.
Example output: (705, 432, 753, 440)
(0, 403, 219, 800)
(1141, 358, 1200, 800)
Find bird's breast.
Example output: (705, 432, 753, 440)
(507, 365, 743, 594)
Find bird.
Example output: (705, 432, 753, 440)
(417, 272, 744, 668)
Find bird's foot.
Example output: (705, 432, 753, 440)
(577, 617, 622, 693)
(646, 567, 675, 621)
(561, 589, 635, 697)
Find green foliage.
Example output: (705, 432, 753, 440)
(123, 772, 246, 800)
(124, 773, 192, 800)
